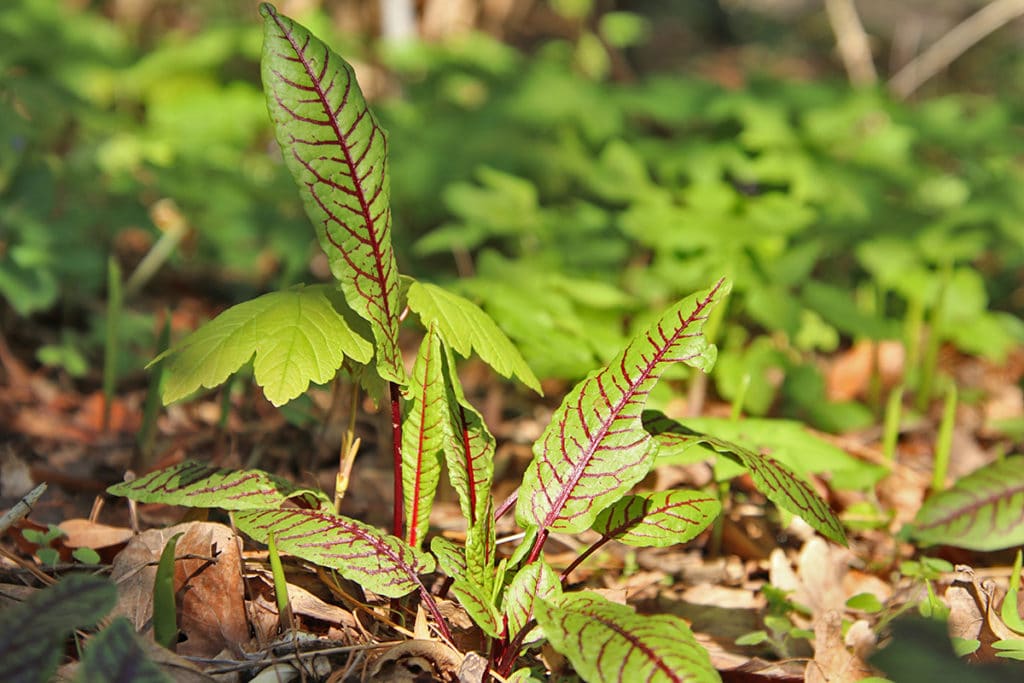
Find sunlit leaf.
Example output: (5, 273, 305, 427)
(591, 491, 720, 547)
(911, 456, 1024, 551)
(260, 4, 405, 384)
(516, 280, 730, 535)
(401, 326, 446, 548)
(450, 577, 501, 638)
(643, 412, 847, 545)
(107, 461, 331, 511)
(535, 592, 720, 683)
(504, 562, 562, 642)
(0, 575, 117, 683)
(156, 286, 372, 406)
(407, 280, 541, 393)
(429, 536, 467, 579)
(235, 508, 434, 598)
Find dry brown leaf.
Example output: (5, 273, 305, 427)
(368, 640, 461, 683)
(806, 610, 874, 683)
(59, 518, 134, 550)
(111, 522, 250, 657)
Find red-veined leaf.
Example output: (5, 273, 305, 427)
(642, 412, 847, 545)
(107, 461, 331, 511)
(911, 456, 1024, 551)
(234, 508, 434, 598)
(259, 4, 404, 384)
(503, 562, 562, 642)
(401, 326, 446, 548)
(535, 592, 721, 683)
(591, 491, 720, 547)
(450, 578, 501, 638)
(515, 280, 730, 534)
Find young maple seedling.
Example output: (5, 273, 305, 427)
(111, 5, 852, 680)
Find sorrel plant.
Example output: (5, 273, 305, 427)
(111, 5, 851, 679)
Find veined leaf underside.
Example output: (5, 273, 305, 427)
(261, 4, 403, 383)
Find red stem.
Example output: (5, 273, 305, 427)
(559, 535, 611, 584)
(390, 381, 404, 539)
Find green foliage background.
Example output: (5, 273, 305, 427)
(3, 0, 1023, 425)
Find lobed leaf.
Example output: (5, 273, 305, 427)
(401, 326, 446, 548)
(911, 456, 1024, 551)
(535, 592, 721, 683)
(516, 280, 730, 534)
(260, 4, 405, 384)
(591, 491, 721, 547)
(407, 280, 542, 393)
(234, 508, 434, 598)
(107, 461, 331, 511)
(642, 412, 847, 545)
(0, 574, 117, 683)
(157, 286, 372, 407)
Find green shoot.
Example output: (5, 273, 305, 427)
(882, 385, 904, 461)
(102, 256, 122, 432)
(153, 532, 183, 650)
(931, 381, 957, 492)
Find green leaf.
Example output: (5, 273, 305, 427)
(643, 413, 848, 545)
(535, 592, 721, 683)
(591, 491, 721, 547)
(993, 639, 1024, 661)
(157, 286, 372, 407)
(503, 562, 562, 642)
(0, 574, 117, 683)
(78, 618, 171, 683)
(429, 536, 467, 580)
(107, 461, 331, 511)
(153, 533, 183, 649)
(911, 456, 1024, 551)
(401, 326, 446, 548)
(516, 280, 730, 535)
(234, 508, 434, 598)
(407, 280, 541, 393)
(450, 578, 502, 638)
(260, 4, 405, 384)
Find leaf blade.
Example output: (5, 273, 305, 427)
(643, 412, 848, 545)
(591, 491, 721, 547)
(911, 456, 1024, 551)
(235, 508, 435, 598)
(107, 461, 332, 511)
(516, 280, 730, 534)
(260, 4, 404, 384)
(160, 286, 372, 407)
(407, 280, 541, 393)
(535, 592, 721, 683)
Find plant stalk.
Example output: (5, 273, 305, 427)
(389, 381, 404, 539)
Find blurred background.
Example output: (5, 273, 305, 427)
(2, 0, 1023, 431)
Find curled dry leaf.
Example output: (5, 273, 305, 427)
(369, 640, 462, 683)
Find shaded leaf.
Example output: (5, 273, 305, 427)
(591, 491, 721, 547)
(0, 574, 117, 683)
(401, 326, 446, 548)
(260, 4, 405, 384)
(107, 461, 331, 511)
(516, 280, 729, 534)
(234, 508, 434, 598)
(157, 286, 372, 406)
(535, 592, 720, 683)
(643, 412, 847, 545)
(429, 536, 467, 580)
(407, 280, 541, 393)
(911, 456, 1024, 551)
(79, 618, 171, 683)
(153, 533, 183, 649)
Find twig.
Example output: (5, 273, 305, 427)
(889, 0, 1024, 99)
(0, 483, 47, 536)
(824, 0, 877, 86)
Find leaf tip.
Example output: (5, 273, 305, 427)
(258, 2, 277, 19)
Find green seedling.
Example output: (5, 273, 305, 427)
(267, 534, 293, 631)
(931, 381, 957, 492)
(153, 532, 183, 650)
(102, 256, 122, 431)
